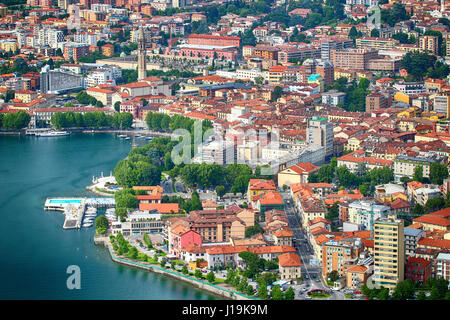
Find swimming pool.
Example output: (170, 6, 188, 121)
(49, 199, 82, 204)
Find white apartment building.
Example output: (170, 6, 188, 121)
(192, 139, 236, 165)
(74, 32, 97, 46)
(436, 252, 450, 281)
(85, 67, 121, 88)
(111, 212, 164, 236)
(348, 200, 391, 234)
(393, 154, 444, 182)
(404, 227, 425, 257)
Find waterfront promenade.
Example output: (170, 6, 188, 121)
(94, 236, 259, 301)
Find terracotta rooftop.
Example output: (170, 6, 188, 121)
(278, 253, 302, 267)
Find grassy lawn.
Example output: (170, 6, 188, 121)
(345, 294, 352, 299)
(214, 278, 225, 283)
(95, 187, 115, 194)
(310, 292, 331, 299)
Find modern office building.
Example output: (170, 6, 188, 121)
(373, 218, 405, 291)
(40, 65, 84, 94)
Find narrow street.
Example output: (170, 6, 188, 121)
(284, 195, 347, 300)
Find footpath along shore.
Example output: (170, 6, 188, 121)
(0, 128, 179, 137)
(94, 236, 258, 301)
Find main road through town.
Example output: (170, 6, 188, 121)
(283, 193, 347, 300)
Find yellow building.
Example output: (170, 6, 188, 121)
(0, 4, 8, 17)
(394, 92, 410, 105)
(373, 218, 404, 292)
(247, 179, 276, 203)
(308, 74, 324, 92)
(14, 90, 37, 103)
(0, 40, 18, 52)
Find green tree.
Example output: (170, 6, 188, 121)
(370, 29, 380, 37)
(258, 283, 268, 298)
(412, 203, 425, 216)
(425, 197, 445, 213)
(215, 185, 226, 198)
(429, 163, 449, 185)
(413, 166, 424, 183)
(127, 246, 138, 259)
(114, 189, 138, 208)
(327, 270, 339, 282)
(349, 26, 358, 38)
(194, 269, 203, 279)
(284, 287, 295, 300)
(271, 285, 284, 300)
(417, 291, 427, 300)
(206, 271, 215, 283)
(182, 264, 188, 274)
(392, 280, 415, 300)
(245, 225, 264, 238)
(377, 287, 390, 300)
(94, 215, 108, 234)
(271, 86, 283, 102)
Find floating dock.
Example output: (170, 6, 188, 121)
(44, 197, 115, 229)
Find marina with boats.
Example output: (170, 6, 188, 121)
(44, 197, 115, 230)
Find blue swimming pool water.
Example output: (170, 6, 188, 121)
(49, 199, 82, 204)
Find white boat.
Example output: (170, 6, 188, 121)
(145, 137, 153, 141)
(124, 137, 131, 140)
(117, 134, 127, 138)
(82, 223, 93, 228)
(37, 131, 70, 137)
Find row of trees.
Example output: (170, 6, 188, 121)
(145, 112, 213, 134)
(75, 91, 102, 106)
(174, 163, 273, 194)
(50, 111, 133, 130)
(401, 51, 450, 80)
(161, 192, 203, 213)
(308, 157, 395, 193)
(361, 278, 450, 300)
(0, 111, 31, 130)
(413, 163, 449, 186)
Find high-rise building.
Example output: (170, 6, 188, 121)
(373, 218, 405, 292)
(330, 48, 378, 70)
(320, 39, 353, 61)
(366, 92, 389, 113)
(137, 27, 147, 81)
(307, 116, 334, 158)
(419, 35, 439, 56)
(63, 43, 90, 63)
(316, 60, 334, 87)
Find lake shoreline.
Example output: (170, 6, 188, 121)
(94, 236, 256, 301)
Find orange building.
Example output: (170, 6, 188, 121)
(101, 44, 114, 57)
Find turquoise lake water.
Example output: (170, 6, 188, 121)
(0, 133, 218, 300)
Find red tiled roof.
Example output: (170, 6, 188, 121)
(418, 237, 450, 249)
(278, 253, 302, 267)
(248, 179, 276, 191)
(139, 203, 179, 214)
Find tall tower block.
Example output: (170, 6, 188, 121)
(137, 27, 147, 81)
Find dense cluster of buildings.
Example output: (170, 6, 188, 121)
(1, 0, 450, 296)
